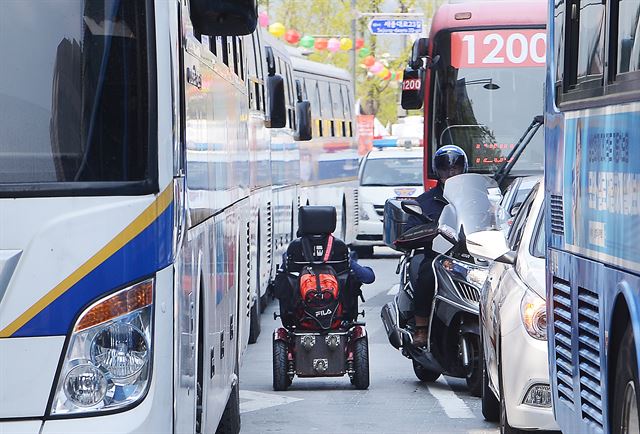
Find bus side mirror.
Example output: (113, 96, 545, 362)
(189, 0, 257, 36)
(401, 67, 425, 110)
(295, 101, 312, 141)
(409, 37, 429, 69)
(267, 75, 286, 128)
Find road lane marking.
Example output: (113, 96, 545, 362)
(427, 381, 475, 419)
(240, 390, 303, 413)
(387, 284, 400, 295)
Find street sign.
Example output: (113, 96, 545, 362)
(368, 19, 423, 35)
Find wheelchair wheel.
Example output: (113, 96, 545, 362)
(352, 336, 370, 390)
(273, 339, 289, 391)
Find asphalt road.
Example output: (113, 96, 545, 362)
(239, 249, 500, 434)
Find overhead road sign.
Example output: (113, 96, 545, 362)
(368, 19, 423, 35)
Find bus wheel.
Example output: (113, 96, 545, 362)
(612, 325, 640, 434)
(216, 379, 241, 434)
(248, 301, 260, 344)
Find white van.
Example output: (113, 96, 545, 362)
(352, 146, 424, 257)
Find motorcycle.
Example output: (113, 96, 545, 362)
(380, 174, 504, 396)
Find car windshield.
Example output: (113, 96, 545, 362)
(431, 29, 545, 177)
(0, 1, 151, 193)
(360, 156, 423, 186)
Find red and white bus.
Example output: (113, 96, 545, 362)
(402, 0, 547, 188)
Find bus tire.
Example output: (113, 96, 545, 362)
(612, 324, 640, 434)
(216, 380, 241, 434)
(248, 301, 260, 344)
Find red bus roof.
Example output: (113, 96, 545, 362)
(430, 0, 547, 38)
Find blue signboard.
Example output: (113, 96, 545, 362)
(368, 19, 423, 35)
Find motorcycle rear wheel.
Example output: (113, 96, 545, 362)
(412, 359, 440, 382)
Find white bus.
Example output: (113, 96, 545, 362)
(288, 50, 360, 244)
(0, 1, 259, 433)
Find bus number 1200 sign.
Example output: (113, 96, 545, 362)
(402, 78, 421, 91)
(451, 29, 546, 68)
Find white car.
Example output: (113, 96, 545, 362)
(353, 146, 424, 257)
(466, 180, 559, 433)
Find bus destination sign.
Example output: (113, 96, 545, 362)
(368, 19, 423, 35)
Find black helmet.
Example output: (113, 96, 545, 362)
(432, 145, 468, 180)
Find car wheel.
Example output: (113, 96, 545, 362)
(612, 324, 640, 434)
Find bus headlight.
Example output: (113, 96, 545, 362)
(520, 289, 547, 340)
(51, 278, 154, 416)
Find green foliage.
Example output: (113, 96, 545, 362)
(256, 0, 447, 126)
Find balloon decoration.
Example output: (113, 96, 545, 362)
(300, 35, 315, 49)
(370, 61, 383, 74)
(258, 11, 269, 28)
(339, 37, 353, 51)
(314, 38, 328, 50)
(256, 11, 405, 82)
(327, 38, 340, 52)
(358, 47, 371, 58)
(284, 29, 301, 45)
(268, 22, 285, 38)
(363, 55, 375, 67)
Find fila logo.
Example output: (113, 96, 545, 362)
(315, 308, 332, 317)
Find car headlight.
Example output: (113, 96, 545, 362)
(520, 289, 547, 340)
(50, 278, 154, 416)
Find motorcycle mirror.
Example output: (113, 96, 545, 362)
(401, 200, 424, 218)
(466, 230, 516, 265)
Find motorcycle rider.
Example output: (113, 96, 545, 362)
(407, 145, 468, 346)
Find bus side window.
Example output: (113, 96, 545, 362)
(247, 35, 259, 111)
(254, 32, 266, 113)
(329, 82, 344, 137)
(318, 80, 332, 136)
(614, 0, 640, 76)
(340, 84, 351, 137)
(285, 64, 296, 129)
(232, 37, 244, 79)
(553, 0, 565, 100)
(562, 0, 605, 92)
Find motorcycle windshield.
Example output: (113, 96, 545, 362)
(439, 173, 505, 238)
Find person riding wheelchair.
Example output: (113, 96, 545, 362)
(274, 206, 373, 330)
(271, 206, 373, 390)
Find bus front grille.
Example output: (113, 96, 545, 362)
(552, 277, 574, 406)
(577, 286, 603, 430)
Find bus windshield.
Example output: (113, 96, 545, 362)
(431, 29, 545, 176)
(0, 1, 151, 192)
